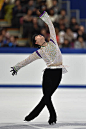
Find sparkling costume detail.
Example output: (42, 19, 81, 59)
(13, 11, 68, 74)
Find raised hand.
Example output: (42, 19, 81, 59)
(38, 3, 44, 14)
(39, 9, 44, 14)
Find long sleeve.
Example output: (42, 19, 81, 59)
(39, 11, 57, 44)
(13, 51, 41, 72)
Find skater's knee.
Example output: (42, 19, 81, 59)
(44, 95, 51, 105)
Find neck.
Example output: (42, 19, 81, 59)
(41, 41, 47, 46)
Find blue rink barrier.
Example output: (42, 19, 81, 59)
(0, 85, 86, 88)
(0, 48, 86, 54)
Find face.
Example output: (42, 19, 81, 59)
(80, 26, 85, 33)
(10, 36, 15, 42)
(71, 18, 76, 23)
(50, 9, 54, 15)
(78, 30, 83, 35)
(28, 0, 34, 6)
(64, 39, 69, 45)
(27, 10, 32, 16)
(2, 30, 6, 36)
(78, 37, 83, 43)
(42, 6, 46, 11)
(61, 10, 66, 16)
(33, 17, 37, 24)
(16, 0, 20, 6)
(35, 35, 45, 46)
(66, 28, 71, 34)
(53, 0, 57, 6)
(60, 24, 65, 30)
(59, 19, 64, 25)
(41, 29, 46, 36)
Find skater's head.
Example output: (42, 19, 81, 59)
(32, 34, 45, 48)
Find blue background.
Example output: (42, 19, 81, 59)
(62, 0, 86, 18)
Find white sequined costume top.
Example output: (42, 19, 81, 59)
(13, 11, 68, 74)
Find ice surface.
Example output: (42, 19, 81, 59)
(0, 88, 86, 129)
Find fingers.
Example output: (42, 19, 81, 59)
(12, 72, 15, 76)
(10, 67, 14, 72)
(10, 70, 16, 76)
(10, 70, 13, 72)
(12, 73, 14, 76)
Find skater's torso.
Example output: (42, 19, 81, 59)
(36, 39, 62, 67)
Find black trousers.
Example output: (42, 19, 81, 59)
(26, 68, 62, 120)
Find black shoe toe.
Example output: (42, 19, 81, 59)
(48, 116, 57, 125)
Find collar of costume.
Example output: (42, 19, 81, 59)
(41, 42, 47, 47)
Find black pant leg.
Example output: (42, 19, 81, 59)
(25, 96, 45, 121)
(25, 68, 62, 121)
(42, 68, 62, 118)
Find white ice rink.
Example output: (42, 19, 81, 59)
(0, 88, 86, 129)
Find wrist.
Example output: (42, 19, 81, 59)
(13, 67, 17, 73)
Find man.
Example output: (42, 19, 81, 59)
(10, 10, 68, 125)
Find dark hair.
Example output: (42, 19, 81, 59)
(32, 34, 40, 48)
(60, 9, 66, 14)
(78, 36, 84, 40)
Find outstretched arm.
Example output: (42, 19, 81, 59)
(39, 11, 57, 44)
(10, 51, 41, 76)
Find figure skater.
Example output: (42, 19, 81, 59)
(10, 10, 68, 125)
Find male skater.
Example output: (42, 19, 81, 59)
(10, 10, 68, 125)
